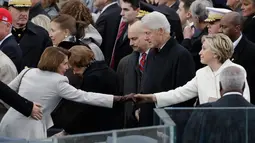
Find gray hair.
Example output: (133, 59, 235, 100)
(190, 0, 213, 22)
(31, 14, 51, 32)
(141, 11, 171, 33)
(220, 66, 246, 91)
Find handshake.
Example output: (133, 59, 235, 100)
(113, 93, 156, 104)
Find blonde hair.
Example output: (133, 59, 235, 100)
(202, 33, 234, 63)
(31, 14, 51, 32)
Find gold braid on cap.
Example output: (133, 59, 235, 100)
(136, 10, 150, 18)
(204, 14, 224, 22)
(8, 0, 32, 7)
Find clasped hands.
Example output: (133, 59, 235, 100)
(113, 93, 156, 104)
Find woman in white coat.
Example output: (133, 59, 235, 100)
(0, 47, 131, 140)
(134, 33, 250, 107)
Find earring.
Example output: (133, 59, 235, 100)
(65, 35, 68, 38)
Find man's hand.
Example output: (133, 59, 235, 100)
(135, 108, 141, 121)
(183, 25, 195, 39)
(31, 102, 42, 120)
(113, 93, 136, 103)
(134, 94, 156, 103)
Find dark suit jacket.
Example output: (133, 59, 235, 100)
(52, 61, 123, 134)
(0, 35, 22, 72)
(183, 94, 255, 143)
(14, 22, 52, 69)
(232, 36, 255, 104)
(0, 81, 32, 117)
(169, 0, 179, 11)
(139, 38, 196, 127)
(243, 15, 255, 43)
(95, 3, 122, 66)
(181, 27, 208, 70)
(117, 51, 143, 128)
(29, 2, 50, 20)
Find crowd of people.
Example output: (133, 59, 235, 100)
(0, 0, 255, 142)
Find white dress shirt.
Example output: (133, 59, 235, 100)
(233, 34, 242, 49)
(0, 33, 12, 46)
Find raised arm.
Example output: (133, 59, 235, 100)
(135, 76, 199, 107)
(57, 79, 114, 108)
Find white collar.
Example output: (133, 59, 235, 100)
(0, 33, 12, 46)
(101, 2, 117, 14)
(233, 34, 242, 49)
(139, 49, 150, 56)
(223, 92, 242, 96)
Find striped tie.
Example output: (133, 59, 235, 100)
(139, 53, 147, 72)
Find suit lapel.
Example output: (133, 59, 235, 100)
(115, 24, 128, 48)
(231, 36, 245, 62)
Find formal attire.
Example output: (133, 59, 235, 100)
(138, 38, 196, 127)
(155, 59, 250, 108)
(95, 3, 124, 68)
(12, 21, 52, 69)
(53, 61, 122, 134)
(0, 81, 33, 117)
(183, 93, 255, 143)
(109, 19, 132, 70)
(0, 68, 114, 139)
(231, 35, 255, 104)
(0, 33, 22, 72)
(29, 2, 50, 20)
(243, 15, 255, 43)
(0, 51, 17, 84)
(117, 50, 149, 128)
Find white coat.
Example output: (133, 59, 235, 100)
(155, 60, 250, 107)
(0, 68, 114, 139)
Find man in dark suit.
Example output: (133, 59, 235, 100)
(29, 0, 50, 20)
(95, 0, 121, 67)
(0, 81, 42, 120)
(8, 0, 52, 69)
(219, 12, 255, 105)
(138, 11, 195, 127)
(117, 20, 151, 128)
(183, 66, 255, 143)
(0, 8, 22, 72)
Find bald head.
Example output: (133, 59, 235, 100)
(128, 20, 144, 34)
(128, 20, 149, 52)
(220, 12, 243, 41)
(221, 12, 243, 26)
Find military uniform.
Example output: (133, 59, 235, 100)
(11, 21, 52, 68)
(9, 0, 52, 69)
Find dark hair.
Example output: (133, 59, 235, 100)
(51, 14, 86, 39)
(60, 0, 94, 26)
(68, 45, 95, 68)
(38, 47, 71, 72)
(123, 0, 140, 9)
(180, 0, 195, 11)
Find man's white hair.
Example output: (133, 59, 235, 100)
(220, 65, 246, 92)
(141, 11, 171, 33)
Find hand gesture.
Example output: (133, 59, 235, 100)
(183, 25, 195, 39)
(113, 93, 136, 103)
(31, 102, 42, 120)
(133, 94, 156, 103)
